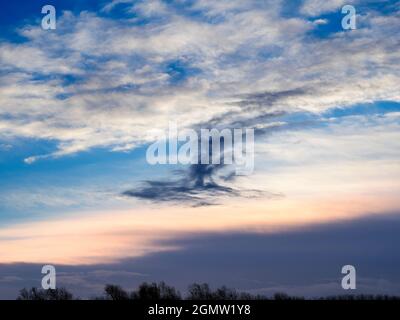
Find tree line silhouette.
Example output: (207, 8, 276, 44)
(16, 282, 400, 300)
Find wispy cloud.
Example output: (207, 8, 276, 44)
(122, 163, 268, 206)
(0, 1, 398, 163)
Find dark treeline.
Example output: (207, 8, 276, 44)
(16, 282, 400, 300)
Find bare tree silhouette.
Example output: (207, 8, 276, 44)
(104, 284, 130, 300)
(16, 282, 400, 300)
(132, 281, 181, 300)
(17, 287, 74, 300)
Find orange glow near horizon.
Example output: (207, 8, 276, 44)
(1, 193, 399, 265)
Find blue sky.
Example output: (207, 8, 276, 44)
(0, 0, 400, 298)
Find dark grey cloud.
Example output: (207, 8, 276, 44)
(236, 88, 308, 109)
(123, 132, 236, 205)
(122, 163, 268, 206)
(122, 88, 317, 206)
(193, 87, 321, 142)
(196, 88, 310, 130)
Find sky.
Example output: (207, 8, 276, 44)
(0, 0, 400, 299)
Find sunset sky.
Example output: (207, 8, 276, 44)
(0, 0, 400, 299)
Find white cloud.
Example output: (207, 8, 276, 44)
(0, 1, 399, 163)
(300, 0, 351, 17)
(312, 18, 328, 25)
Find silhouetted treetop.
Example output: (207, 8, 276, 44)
(16, 282, 400, 300)
(17, 287, 74, 300)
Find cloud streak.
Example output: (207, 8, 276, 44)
(0, 1, 398, 163)
(122, 162, 268, 206)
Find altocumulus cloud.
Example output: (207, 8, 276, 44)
(0, 0, 399, 161)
